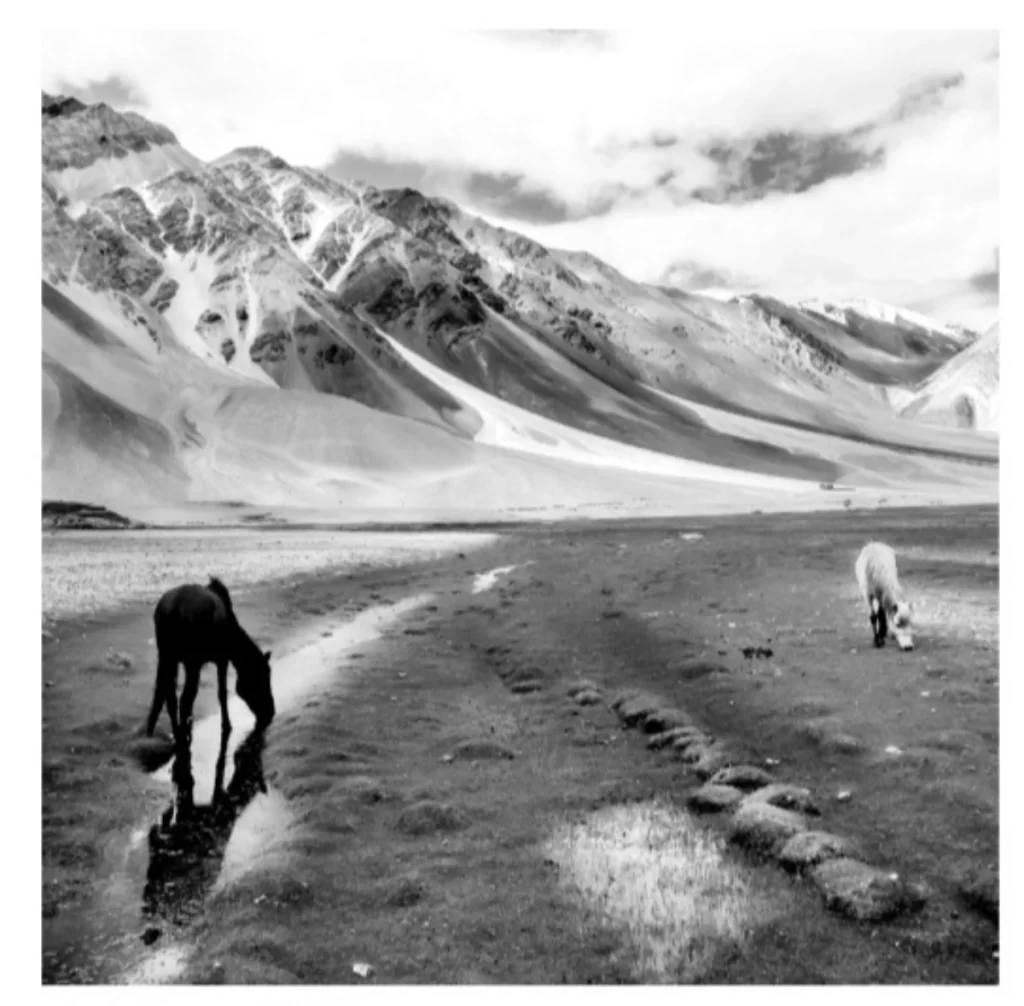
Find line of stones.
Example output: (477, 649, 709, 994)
(568, 680, 930, 923)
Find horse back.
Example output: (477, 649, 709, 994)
(154, 583, 231, 661)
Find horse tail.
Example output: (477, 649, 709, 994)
(207, 577, 236, 619)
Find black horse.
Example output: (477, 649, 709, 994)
(145, 578, 275, 799)
(142, 727, 268, 929)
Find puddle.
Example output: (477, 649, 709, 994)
(472, 565, 518, 593)
(44, 594, 433, 985)
(152, 594, 432, 803)
(545, 800, 784, 982)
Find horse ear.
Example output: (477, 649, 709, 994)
(264, 650, 272, 661)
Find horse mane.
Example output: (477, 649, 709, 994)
(207, 577, 237, 621)
(208, 576, 266, 663)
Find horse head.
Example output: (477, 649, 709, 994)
(236, 645, 275, 730)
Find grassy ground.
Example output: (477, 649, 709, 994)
(42, 506, 999, 984)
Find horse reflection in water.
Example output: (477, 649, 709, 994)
(142, 727, 267, 929)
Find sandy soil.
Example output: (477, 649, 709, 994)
(42, 506, 999, 984)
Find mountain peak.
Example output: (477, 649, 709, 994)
(42, 92, 87, 119)
(42, 95, 181, 173)
(214, 147, 292, 171)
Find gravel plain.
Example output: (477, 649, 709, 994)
(42, 528, 498, 622)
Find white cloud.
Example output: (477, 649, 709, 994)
(41, 23, 998, 329)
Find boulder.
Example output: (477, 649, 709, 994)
(741, 782, 821, 816)
(687, 784, 744, 813)
(778, 831, 859, 870)
(641, 707, 692, 734)
(810, 858, 929, 921)
(708, 764, 774, 792)
(728, 802, 807, 855)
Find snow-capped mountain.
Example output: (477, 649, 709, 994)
(40, 92, 998, 518)
(799, 296, 977, 348)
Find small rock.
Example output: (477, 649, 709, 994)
(647, 725, 703, 751)
(884, 745, 903, 756)
(677, 740, 714, 763)
(440, 753, 454, 764)
(708, 764, 774, 792)
(641, 707, 691, 734)
(141, 926, 162, 946)
(567, 679, 602, 698)
(670, 729, 712, 754)
(687, 784, 744, 812)
(616, 695, 662, 727)
(609, 689, 644, 712)
(693, 745, 739, 780)
(728, 802, 808, 855)
(574, 689, 603, 706)
(836, 790, 853, 803)
(778, 831, 859, 870)
(353, 962, 374, 979)
(742, 783, 820, 816)
(508, 680, 542, 694)
(764, 757, 780, 767)
(810, 858, 928, 921)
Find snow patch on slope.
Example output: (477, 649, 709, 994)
(372, 326, 815, 492)
(47, 144, 203, 204)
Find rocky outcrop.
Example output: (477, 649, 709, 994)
(73, 210, 164, 296)
(42, 94, 179, 172)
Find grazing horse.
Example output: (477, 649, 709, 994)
(855, 542, 914, 651)
(145, 578, 275, 794)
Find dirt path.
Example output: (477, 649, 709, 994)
(42, 507, 999, 984)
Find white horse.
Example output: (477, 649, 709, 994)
(855, 542, 914, 651)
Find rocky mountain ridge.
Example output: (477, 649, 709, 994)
(40, 92, 998, 518)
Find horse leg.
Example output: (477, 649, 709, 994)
(874, 605, 888, 648)
(216, 660, 232, 738)
(173, 663, 201, 799)
(212, 724, 230, 810)
(179, 661, 202, 751)
(145, 651, 176, 737)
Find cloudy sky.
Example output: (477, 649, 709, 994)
(41, 24, 999, 330)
